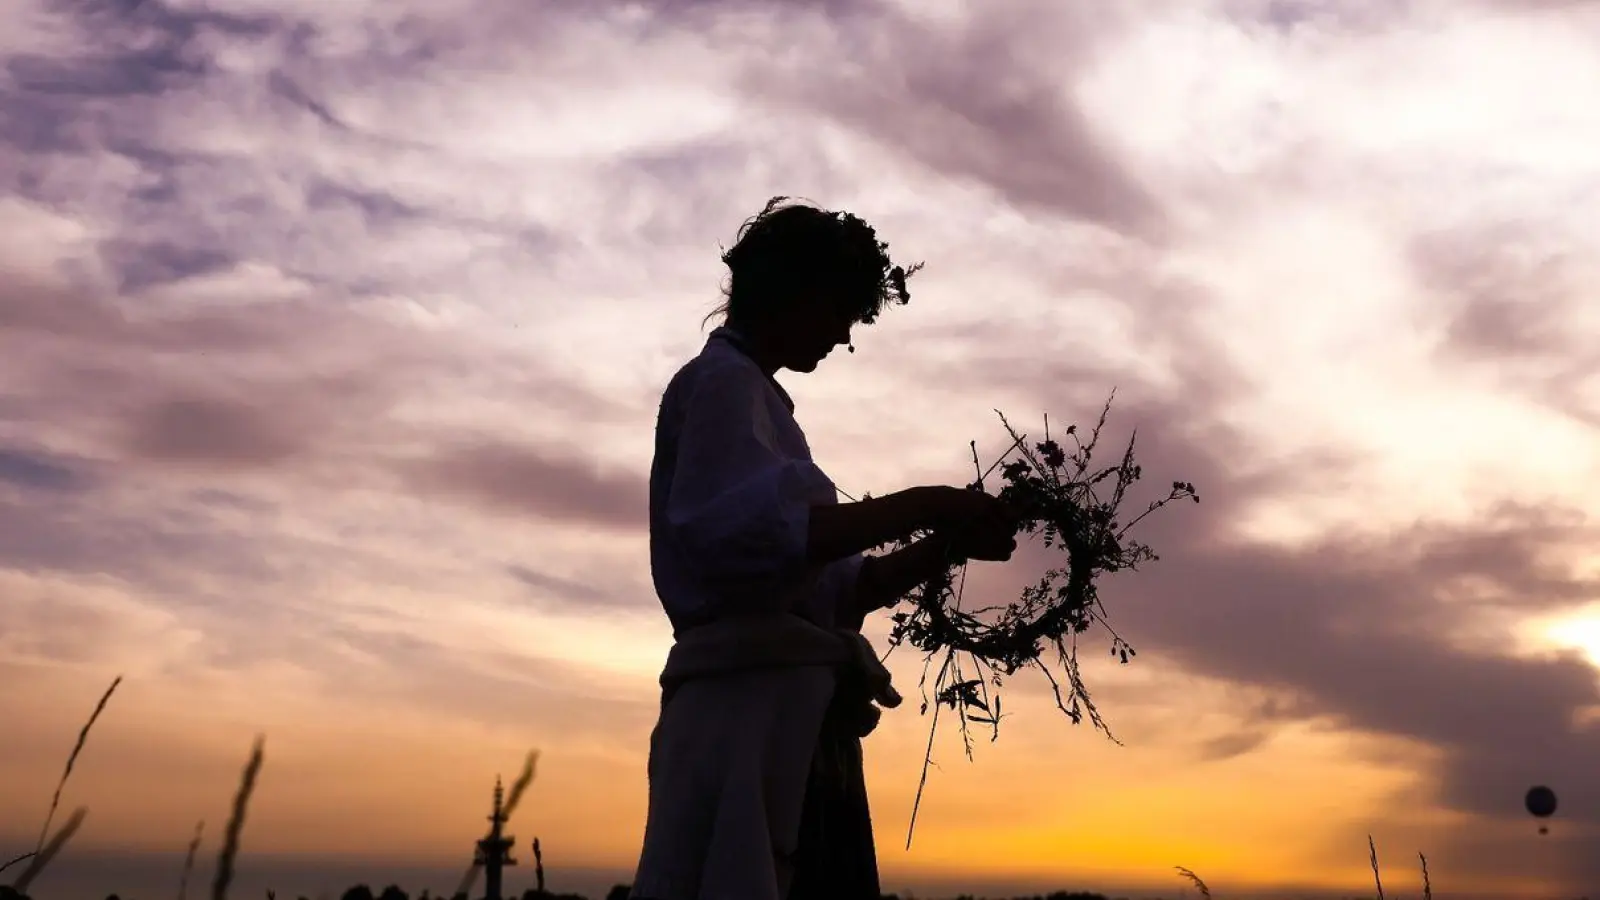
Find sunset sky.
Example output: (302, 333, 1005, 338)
(4, 1, 1600, 898)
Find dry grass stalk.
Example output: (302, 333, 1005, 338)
(0, 854, 34, 878)
(1368, 834, 1385, 900)
(1174, 866, 1212, 898)
(36, 675, 121, 853)
(453, 750, 540, 898)
(212, 736, 265, 900)
(503, 750, 539, 819)
(1420, 851, 1433, 900)
(452, 858, 479, 899)
(179, 819, 205, 900)
(13, 806, 88, 893)
(533, 838, 545, 893)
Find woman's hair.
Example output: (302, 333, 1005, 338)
(703, 196, 923, 330)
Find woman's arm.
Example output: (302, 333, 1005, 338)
(836, 513, 1023, 626)
(804, 487, 942, 564)
(851, 534, 960, 619)
(807, 484, 1018, 565)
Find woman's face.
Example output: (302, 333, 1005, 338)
(778, 300, 856, 373)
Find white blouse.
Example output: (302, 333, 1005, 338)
(649, 326, 865, 634)
(634, 326, 883, 900)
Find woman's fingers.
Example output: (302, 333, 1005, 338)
(944, 521, 1017, 561)
(928, 488, 1022, 562)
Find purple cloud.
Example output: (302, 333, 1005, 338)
(397, 437, 647, 531)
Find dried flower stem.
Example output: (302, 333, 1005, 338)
(903, 649, 955, 850)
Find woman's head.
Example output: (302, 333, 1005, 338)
(707, 196, 922, 372)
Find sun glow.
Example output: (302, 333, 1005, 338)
(1530, 604, 1600, 669)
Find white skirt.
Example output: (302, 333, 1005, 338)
(629, 665, 837, 900)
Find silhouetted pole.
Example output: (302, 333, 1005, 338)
(473, 778, 516, 900)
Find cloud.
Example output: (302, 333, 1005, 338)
(732, 2, 1164, 236)
(1, 270, 420, 469)
(397, 437, 647, 531)
(1412, 221, 1588, 358)
(1216, 0, 1416, 34)
(122, 394, 312, 466)
(0, 446, 98, 493)
(1409, 219, 1600, 427)
(1479, 0, 1600, 10)
(505, 563, 647, 615)
(1192, 728, 1274, 762)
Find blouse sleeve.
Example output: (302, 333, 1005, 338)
(813, 554, 868, 632)
(663, 360, 840, 591)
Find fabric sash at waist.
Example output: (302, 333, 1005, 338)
(660, 613, 902, 712)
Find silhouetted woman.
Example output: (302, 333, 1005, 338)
(629, 198, 1019, 900)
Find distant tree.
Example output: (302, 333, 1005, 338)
(341, 884, 375, 900)
(604, 887, 630, 900)
(377, 885, 409, 900)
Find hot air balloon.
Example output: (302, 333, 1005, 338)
(1526, 785, 1557, 834)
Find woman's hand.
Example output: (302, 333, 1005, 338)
(921, 485, 1019, 562)
(809, 484, 1021, 567)
(941, 518, 1018, 562)
(852, 490, 1020, 618)
(923, 486, 1017, 531)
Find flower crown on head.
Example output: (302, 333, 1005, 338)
(725, 195, 926, 325)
